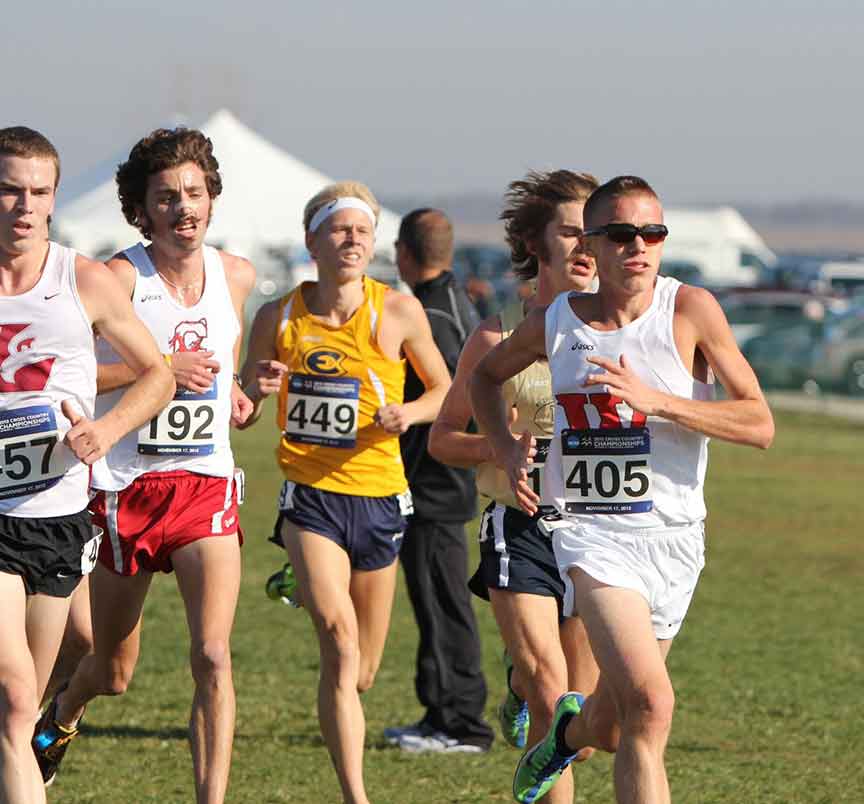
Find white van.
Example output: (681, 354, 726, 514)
(660, 207, 776, 289)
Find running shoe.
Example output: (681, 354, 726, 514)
(498, 650, 530, 749)
(265, 563, 300, 608)
(397, 728, 487, 754)
(512, 692, 583, 804)
(32, 688, 81, 786)
(383, 720, 426, 744)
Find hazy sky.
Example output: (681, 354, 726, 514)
(5, 0, 863, 206)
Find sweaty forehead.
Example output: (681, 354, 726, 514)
(326, 207, 375, 229)
(0, 154, 57, 188)
(593, 192, 663, 226)
(148, 162, 207, 192)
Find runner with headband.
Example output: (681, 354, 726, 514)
(428, 170, 601, 804)
(470, 175, 774, 804)
(239, 181, 451, 804)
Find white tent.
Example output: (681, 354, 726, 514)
(55, 109, 401, 281)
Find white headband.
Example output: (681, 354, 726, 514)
(309, 197, 377, 234)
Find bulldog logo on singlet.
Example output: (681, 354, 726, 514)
(0, 324, 56, 392)
(303, 348, 347, 377)
(169, 319, 208, 353)
(556, 392, 647, 429)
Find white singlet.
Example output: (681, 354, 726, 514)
(543, 276, 714, 531)
(0, 243, 96, 517)
(91, 244, 238, 491)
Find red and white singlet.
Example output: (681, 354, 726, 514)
(543, 276, 714, 531)
(0, 243, 96, 517)
(92, 243, 239, 492)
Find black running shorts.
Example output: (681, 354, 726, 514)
(468, 501, 565, 602)
(0, 508, 99, 597)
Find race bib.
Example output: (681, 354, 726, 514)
(561, 427, 653, 514)
(81, 526, 103, 574)
(0, 404, 64, 499)
(525, 437, 551, 502)
(284, 374, 360, 448)
(138, 381, 217, 456)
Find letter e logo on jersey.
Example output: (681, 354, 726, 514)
(169, 318, 208, 353)
(0, 324, 56, 392)
(303, 348, 347, 376)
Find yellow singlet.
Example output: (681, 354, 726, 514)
(475, 300, 555, 509)
(275, 277, 408, 497)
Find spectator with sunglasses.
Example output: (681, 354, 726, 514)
(470, 175, 774, 804)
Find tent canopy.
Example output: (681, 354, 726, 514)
(55, 109, 400, 269)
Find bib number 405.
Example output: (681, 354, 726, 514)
(566, 458, 649, 499)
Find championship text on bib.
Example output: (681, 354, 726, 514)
(0, 405, 63, 499)
(284, 373, 360, 448)
(138, 382, 218, 456)
(561, 427, 653, 514)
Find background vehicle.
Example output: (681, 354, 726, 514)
(720, 291, 849, 349)
(742, 305, 864, 396)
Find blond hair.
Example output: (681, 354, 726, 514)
(303, 181, 380, 232)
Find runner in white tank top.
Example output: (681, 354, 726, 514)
(470, 176, 774, 804)
(429, 170, 602, 803)
(0, 126, 172, 804)
(34, 127, 256, 803)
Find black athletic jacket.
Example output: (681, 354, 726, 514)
(400, 270, 480, 521)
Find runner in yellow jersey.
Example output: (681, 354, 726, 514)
(240, 181, 451, 804)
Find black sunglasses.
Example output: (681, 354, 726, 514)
(584, 223, 669, 245)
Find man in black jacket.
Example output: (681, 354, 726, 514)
(386, 208, 494, 753)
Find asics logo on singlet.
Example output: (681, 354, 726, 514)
(571, 343, 594, 351)
(303, 348, 347, 376)
(140, 294, 163, 303)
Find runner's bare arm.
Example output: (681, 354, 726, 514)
(236, 298, 285, 430)
(223, 253, 257, 426)
(73, 255, 175, 460)
(585, 286, 775, 449)
(428, 316, 502, 467)
(377, 293, 451, 433)
(470, 307, 548, 512)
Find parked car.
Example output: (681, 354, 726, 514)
(742, 306, 864, 396)
(808, 308, 864, 396)
(720, 290, 849, 348)
(741, 322, 819, 391)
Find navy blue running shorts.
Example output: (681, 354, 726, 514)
(270, 481, 412, 571)
(468, 501, 565, 603)
(0, 508, 101, 597)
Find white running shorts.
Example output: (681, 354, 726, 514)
(551, 521, 706, 640)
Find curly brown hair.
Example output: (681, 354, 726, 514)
(0, 126, 61, 188)
(116, 127, 222, 239)
(500, 170, 599, 280)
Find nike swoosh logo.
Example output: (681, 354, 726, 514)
(44, 292, 60, 300)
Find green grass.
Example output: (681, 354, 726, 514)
(49, 410, 863, 803)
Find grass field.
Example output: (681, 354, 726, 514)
(47, 409, 862, 803)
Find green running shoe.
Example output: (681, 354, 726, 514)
(512, 691, 583, 804)
(498, 651, 530, 749)
(265, 563, 300, 608)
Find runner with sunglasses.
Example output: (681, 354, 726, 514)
(470, 175, 774, 804)
(429, 169, 601, 804)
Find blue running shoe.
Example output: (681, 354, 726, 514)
(498, 651, 530, 749)
(32, 688, 81, 786)
(512, 692, 583, 804)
